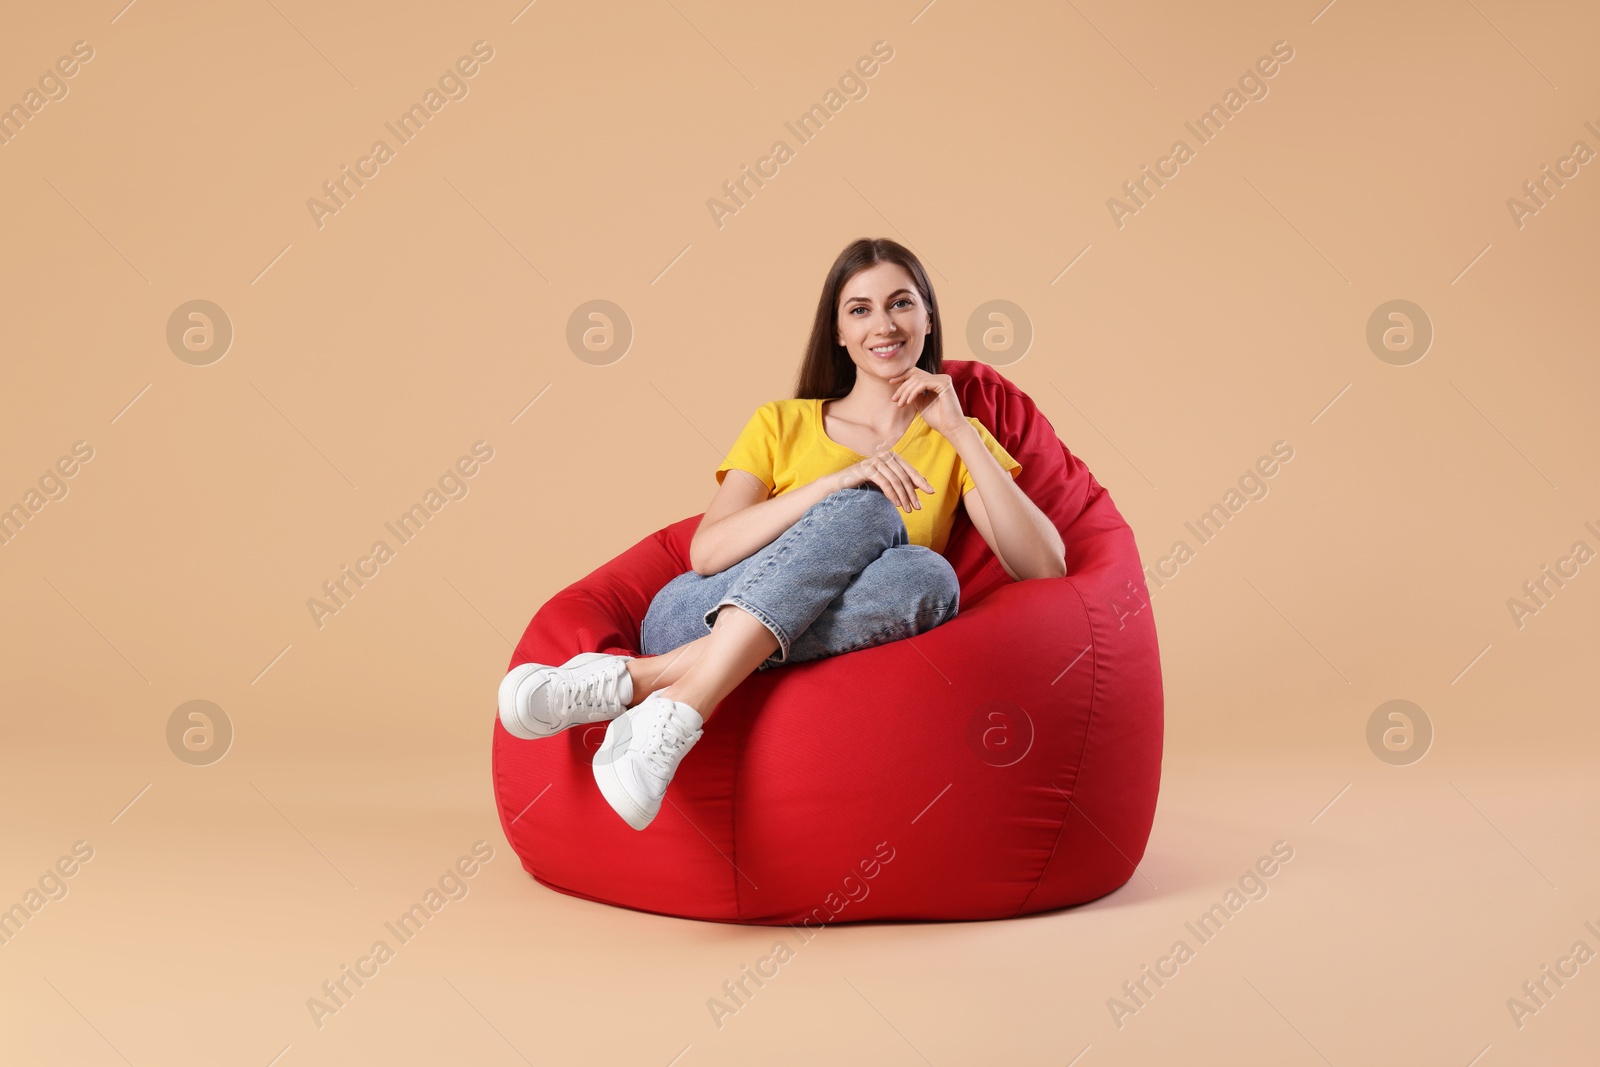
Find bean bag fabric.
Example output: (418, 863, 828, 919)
(492, 359, 1164, 924)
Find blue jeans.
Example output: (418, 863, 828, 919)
(640, 485, 962, 671)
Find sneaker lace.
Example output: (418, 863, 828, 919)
(560, 665, 620, 715)
(642, 710, 693, 778)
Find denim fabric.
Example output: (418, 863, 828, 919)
(640, 485, 962, 670)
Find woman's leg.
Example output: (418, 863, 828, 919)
(654, 542, 961, 716)
(633, 485, 909, 722)
(592, 488, 954, 831)
(778, 542, 961, 667)
(624, 637, 706, 703)
(654, 606, 778, 722)
(632, 565, 746, 704)
(633, 582, 781, 719)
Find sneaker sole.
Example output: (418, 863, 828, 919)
(497, 652, 613, 739)
(592, 718, 655, 831)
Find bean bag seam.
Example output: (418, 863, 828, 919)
(1013, 576, 1098, 917)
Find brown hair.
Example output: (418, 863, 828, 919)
(793, 237, 943, 399)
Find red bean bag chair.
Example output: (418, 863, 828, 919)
(492, 359, 1164, 924)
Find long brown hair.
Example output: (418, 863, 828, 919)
(793, 238, 943, 399)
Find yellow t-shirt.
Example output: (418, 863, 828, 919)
(715, 397, 1022, 557)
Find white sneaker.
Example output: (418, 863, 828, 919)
(591, 693, 704, 830)
(497, 652, 634, 740)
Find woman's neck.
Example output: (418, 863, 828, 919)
(828, 374, 915, 436)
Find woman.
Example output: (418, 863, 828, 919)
(498, 237, 1067, 830)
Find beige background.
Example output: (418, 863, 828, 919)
(2, 0, 1597, 1063)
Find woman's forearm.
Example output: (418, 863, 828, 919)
(690, 472, 844, 576)
(952, 424, 1066, 580)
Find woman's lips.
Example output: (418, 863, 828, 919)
(869, 341, 904, 359)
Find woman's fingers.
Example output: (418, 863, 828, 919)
(846, 453, 930, 513)
(855, 460, 885, 503)
(891, 369, 927, 402)
(879, 455, 920, 512)
(894, 461, 922, 512)
(891, 453, 933, 501)
(869, 461, 908, 511)
(871, 457, 915, 511)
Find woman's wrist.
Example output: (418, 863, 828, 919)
(942, 418, 981, 449)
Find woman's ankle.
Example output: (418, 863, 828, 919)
(621, 657, 650, 707)
(657, 685, 714, 722)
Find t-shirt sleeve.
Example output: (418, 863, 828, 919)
(958, 417, 1022, 497)
(715, 402, 778, 494)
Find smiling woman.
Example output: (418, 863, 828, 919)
(492, 350, 1166, 923)
(498, 236, 1068, 837)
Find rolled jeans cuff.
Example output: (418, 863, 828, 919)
(705, 594, 791, 670)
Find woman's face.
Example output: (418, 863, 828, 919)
(834, 261, 932, 385)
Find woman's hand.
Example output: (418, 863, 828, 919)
(889, 367, 966, 438)
(832, 451, 934, 513)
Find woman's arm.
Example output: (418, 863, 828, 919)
(689, 469, 843, 576)
(884, 366, 1063, 580)
(952, 422, 1066, 581)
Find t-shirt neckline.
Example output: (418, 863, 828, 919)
(815, 397, 924, 458)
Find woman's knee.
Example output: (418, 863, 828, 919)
(640, 570, 709, 653)
(896, 545, 961, 623)
(816, 484, 904, 543)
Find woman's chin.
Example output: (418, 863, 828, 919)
(859, 354, 914, 377)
